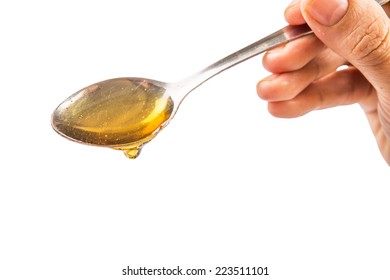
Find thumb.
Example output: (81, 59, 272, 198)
(301, 0, 390, 141)
(300, 0, 390, 89)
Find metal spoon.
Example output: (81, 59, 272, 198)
(52, 0, 389, 158)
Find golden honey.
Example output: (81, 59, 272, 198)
(52, 78, 174, 158)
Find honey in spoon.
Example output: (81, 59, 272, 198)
(52, 78, 174, 158)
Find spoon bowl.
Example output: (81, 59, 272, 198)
(52, 78, 174, 158)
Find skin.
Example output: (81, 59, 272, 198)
(257, 0, 390, 165)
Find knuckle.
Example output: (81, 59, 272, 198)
(349, 17, 390, 66)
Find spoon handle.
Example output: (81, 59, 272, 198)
(176, 0, 389, 98)
(176, 24, 312, 96)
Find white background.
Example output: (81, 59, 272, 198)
(1, 0, 389, 279)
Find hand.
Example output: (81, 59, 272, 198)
(257, 0, 390, 165)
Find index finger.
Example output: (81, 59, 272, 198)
(284, 0, 305, 25)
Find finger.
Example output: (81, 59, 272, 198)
(267, 67, 373, 118)
(285, 2, 390, 25)
(258, 49, 346, 102)
(263, 34, 324, 73)
(284, 0, 305, 25)
(301, 0, 390, 142)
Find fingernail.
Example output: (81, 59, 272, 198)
(257, 75, 279, 95)
(260, 74, 279, 82)
(304, 0, 348, 26)
(266, 44, 285, 54)
(287, 0, 300, 8)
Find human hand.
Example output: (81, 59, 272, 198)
(256, 0, 390, 165)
